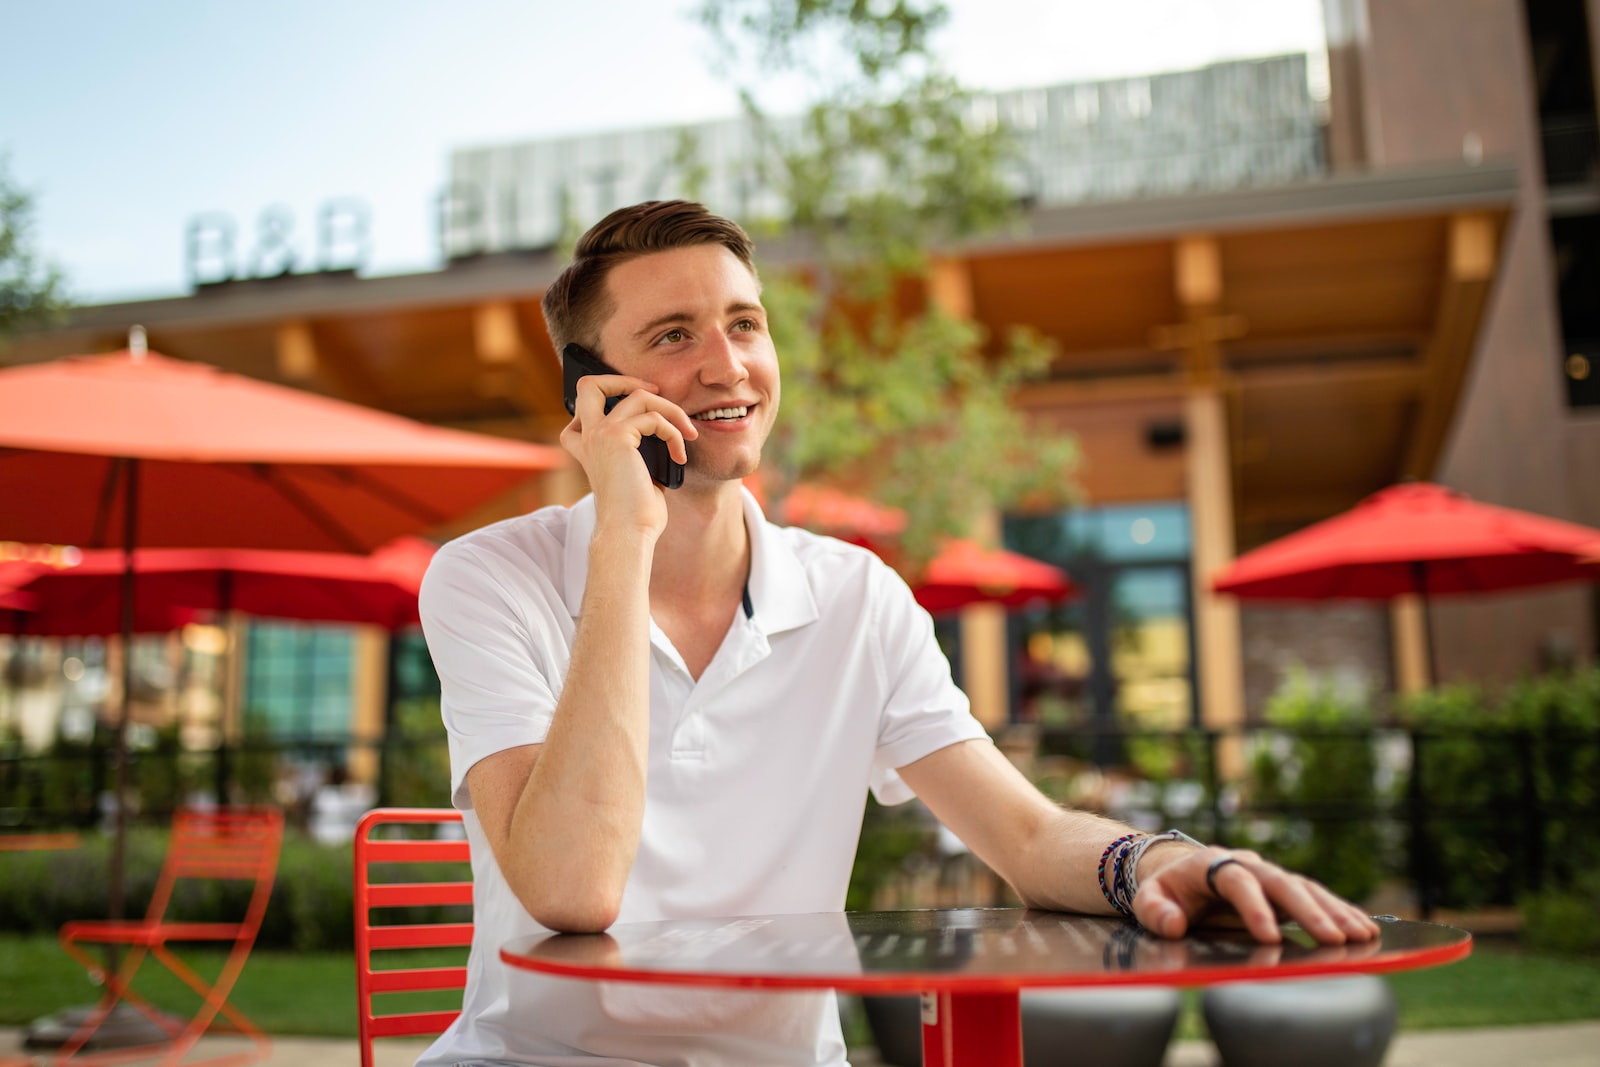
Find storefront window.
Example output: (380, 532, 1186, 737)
(1006, 503, 1196, 738)
(242, 622, 353, 741)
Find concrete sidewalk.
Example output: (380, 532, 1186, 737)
(7, 1022, 1600, 1066)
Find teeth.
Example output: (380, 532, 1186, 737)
(694, 406, 748, 421)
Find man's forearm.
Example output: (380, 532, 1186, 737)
(1003, 807, 1147, 916)
(506, 528, 656, 931)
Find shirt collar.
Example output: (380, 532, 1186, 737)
(560, 487, 819, 635)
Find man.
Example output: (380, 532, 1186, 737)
(417, 200, 1379, 1066)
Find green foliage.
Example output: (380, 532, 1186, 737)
(1399, 667, 1600, 909)
(130, 722, 211, 816)
(846, 797, 935, 910)
(1520, 864, 1600, 956)
(1243, 667, 1387, 903)
(0, 826, 167, 930)
(383, 696, 451, 809)
(33, 729, 103, 825)
(230, 715, 284, 805)
(0, 156, 69, 341)
(699, 0, 1078, 569)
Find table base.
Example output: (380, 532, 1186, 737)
(921, 990, 1021, 1067)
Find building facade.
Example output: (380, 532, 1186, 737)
(4, 2, 1593, 782)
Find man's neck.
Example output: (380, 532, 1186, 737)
(649, 482, 750, 608)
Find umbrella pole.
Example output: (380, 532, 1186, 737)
(109, 459, 138, 932)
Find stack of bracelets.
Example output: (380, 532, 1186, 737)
(1097, 829, 1204, 921)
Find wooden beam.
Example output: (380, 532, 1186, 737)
(348, 626, 387, 787)
(274, 319, 387, 408)
(1175, 235, 1223, 307)
(1401, 212, 1499, 478)
(471, 300, 563, 426)
(473, 301, 524, 365)
(1017, 373, 1189, 411)
(275, 320, 317, 380)
(1391, 595, 1432, 693)
(1187, 387, 1245, 753)
(1235, 357, 1426, 403)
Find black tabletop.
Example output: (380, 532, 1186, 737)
(501, 908, 1472, 995)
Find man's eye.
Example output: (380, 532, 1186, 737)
(659, 328, 687, 344)
(734, 319, 756, 332)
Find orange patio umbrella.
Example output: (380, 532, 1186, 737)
(0, 344, 562, 929)
(0, 349, 562, 553)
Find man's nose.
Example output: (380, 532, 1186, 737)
(698, 331, 750, 385)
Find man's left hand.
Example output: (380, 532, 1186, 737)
(1133, 847, 1382, 944)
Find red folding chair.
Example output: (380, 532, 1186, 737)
(353, 808, 473, 1067)
(51, 806, 284, 1067)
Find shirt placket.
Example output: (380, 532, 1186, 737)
(654, 613, 772, 761)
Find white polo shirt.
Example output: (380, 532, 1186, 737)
(415, 488, 990, 1067)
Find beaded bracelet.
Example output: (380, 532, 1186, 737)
(1098, 829, 1207, 920)
(1096, 833, 1143, 918)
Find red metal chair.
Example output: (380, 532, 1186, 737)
(52, 806, 284, 1067)
(353, 807, 472, 1067)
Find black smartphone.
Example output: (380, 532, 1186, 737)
(561, 343, 685, 490)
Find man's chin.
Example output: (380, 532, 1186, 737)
(682, 453, 761, 488)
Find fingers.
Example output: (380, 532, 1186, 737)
(1136, 848, 1383, 947)
(1303, 877, 1384, 942)
(1205, 854, 1284, 943)
(568, 376, 697, 465)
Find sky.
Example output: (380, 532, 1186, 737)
(3, 0, 1327, 304)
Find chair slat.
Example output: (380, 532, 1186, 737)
(364, 838, 471, 864)
(367, 882, 474, 908)
(367, 966, 468, 993)
(368, 922, 475, 950)
(367, 1011, 462, 1038)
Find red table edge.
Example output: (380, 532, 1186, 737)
(499, 930, 1472, 995)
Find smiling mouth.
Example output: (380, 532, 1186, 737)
(691, 405, 750, 421)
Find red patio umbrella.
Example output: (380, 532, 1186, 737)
(766, 481, 1074, 613)
(912, 538, 1076, 615)
(1211, 481, 1600, 682)
(1211, 482, 1600, 599)
(1, 538, 435, 635)
(779, 482, 907, 544)
(0, 345, 563, 932)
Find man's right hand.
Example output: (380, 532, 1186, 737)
(561, 373, 696, 535)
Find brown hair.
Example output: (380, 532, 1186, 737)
(540, 200, 758, 353)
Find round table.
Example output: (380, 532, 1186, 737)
(501, 908, 1470, 1067)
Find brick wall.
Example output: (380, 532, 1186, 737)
(1239, 603, 1394, 719)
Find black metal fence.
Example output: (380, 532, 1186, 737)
(4, 723, 1597, 916)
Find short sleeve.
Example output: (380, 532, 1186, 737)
(867, 562, 992, 805)
(418, 540, 570, 809)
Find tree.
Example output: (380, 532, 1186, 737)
(698, 0, 1079, 570)
(0, 157, 69, 342)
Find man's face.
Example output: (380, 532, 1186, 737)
(594, 244, 780, 488)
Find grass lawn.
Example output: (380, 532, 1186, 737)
(2, 934, 1597, 1040)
